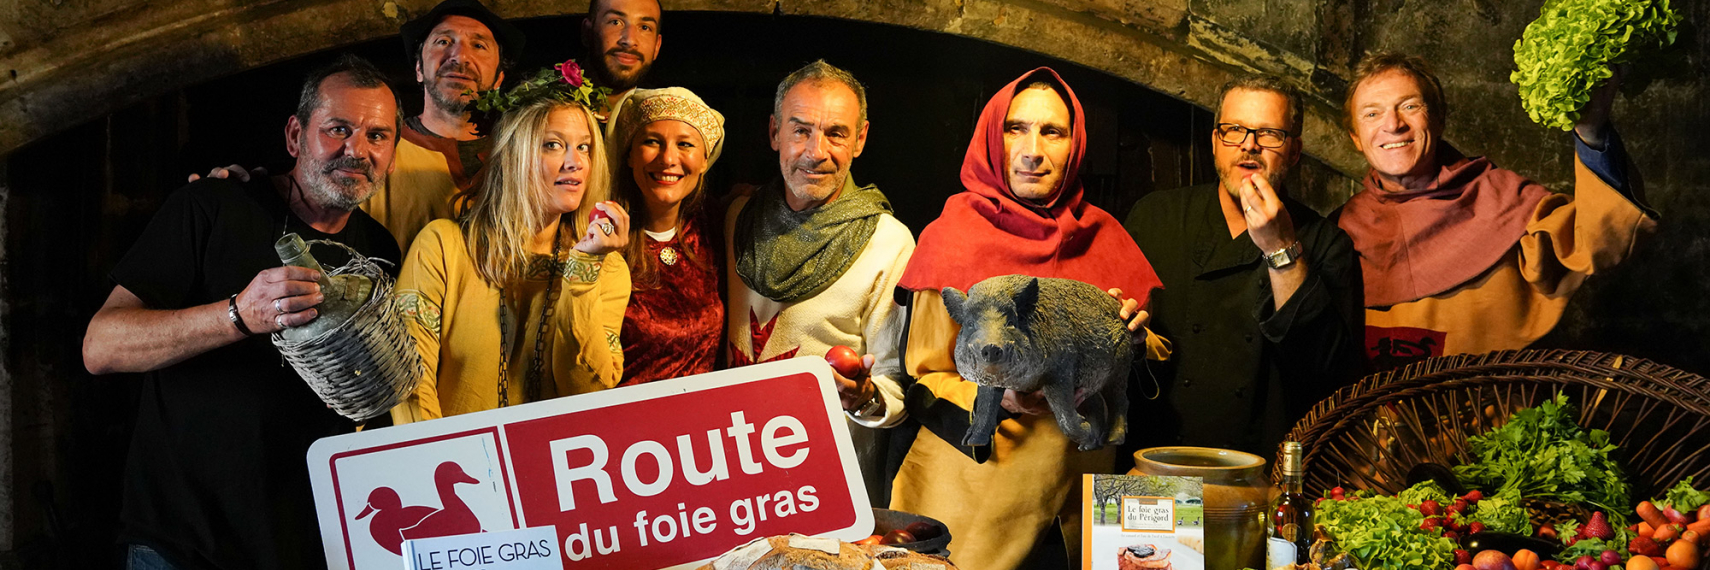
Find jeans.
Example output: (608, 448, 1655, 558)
(126, 544, 181, 570)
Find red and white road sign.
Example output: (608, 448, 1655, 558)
(308, 358, 874, 570)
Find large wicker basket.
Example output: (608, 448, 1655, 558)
(1280, 350, 1710, 502)
(272, 240, 421, 421)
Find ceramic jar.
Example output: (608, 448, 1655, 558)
(1130, 447, 1269, 570)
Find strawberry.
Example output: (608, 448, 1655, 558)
(1422, 500, 1443, 517)
(1629, 536, 1661, 557)
(1452, 498, 1470, 514)
(1585, 511, 1615, 540)
(1470, 522, 1488, 535)
(1455, 549, 1472, 565)
(1421, 517, 1443, 533)
(1464, 489, 1484, 503)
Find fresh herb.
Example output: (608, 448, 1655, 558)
(1511, 0, 1682, 130)
(1557, 528, 1635, 561)
(1399, 481, 1452, 507)
(1318, 492, 1459, 570)
(1655, 477, 1710, 512)
(1453, 393, 1633, 519)
(1465, 488, 1533, 535)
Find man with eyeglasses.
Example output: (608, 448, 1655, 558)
(1121, 75, 1363, 456)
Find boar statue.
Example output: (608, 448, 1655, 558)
(942, 274, 1134, 451)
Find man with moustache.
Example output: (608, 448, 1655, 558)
(1123, 75, 1362, 457)
(723, 60, 915, 506)
(1336, 54, 1653, 368)
(888, 69, 1160, 570)
(82, 56, 402, 570)
(583, 0, 663, 142)
(375, 0, 523, 250)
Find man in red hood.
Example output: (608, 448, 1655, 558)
(880, 68, 1160, 570)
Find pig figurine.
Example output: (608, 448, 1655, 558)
(942, 274, 1134, 451)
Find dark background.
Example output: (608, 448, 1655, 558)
(0, 7, 1693, 569)
(3, 12, 1240, 569)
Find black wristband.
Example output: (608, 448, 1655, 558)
(227, 294, 256, 336)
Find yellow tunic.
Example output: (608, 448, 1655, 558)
(1362, 155, 1655, 362)
(389, 219, 629, 423)
(889, 291, 1169, 570)
(364, 137, 466, 252)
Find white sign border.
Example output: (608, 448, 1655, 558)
(307, 357, 875, 570)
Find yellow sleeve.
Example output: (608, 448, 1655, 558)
(596, 252, 630, 387)
(389, 222, 454, 425)
(906, 290, 979, 410)
(1519, 154, 1656, 294)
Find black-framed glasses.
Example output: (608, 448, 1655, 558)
(1215, 123, 1294, 149)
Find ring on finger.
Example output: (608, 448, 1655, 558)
(596, 220, 615, 236)
(274, 299, 285, 314)
(275, 314, 286, 329)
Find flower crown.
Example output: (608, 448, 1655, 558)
(468, 59, 613, 117)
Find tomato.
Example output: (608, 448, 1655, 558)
(880, 529, 916, 545)
(826, 346, 867, 379)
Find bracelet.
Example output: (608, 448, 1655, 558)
(227, 294, 256, 336)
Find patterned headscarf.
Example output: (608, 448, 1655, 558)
(611, 87, 726, 166)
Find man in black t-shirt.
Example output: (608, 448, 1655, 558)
(83, 55, 404, 570)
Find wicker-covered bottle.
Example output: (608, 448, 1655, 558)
(275, 233, 373, 342)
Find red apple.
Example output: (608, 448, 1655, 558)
(588, 202, 616, 234)
(880, 529, 916, 545)
(826, 345, 867, 379)
(903, 521, 939, 539)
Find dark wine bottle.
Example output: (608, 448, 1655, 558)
(1270, 441, 1315, 564)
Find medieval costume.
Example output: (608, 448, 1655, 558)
(610, 88, 727, 386)
(723, 173, 915, 506)
(391, 219, 629, 422)
(1336, 133, 1654, 369)
(888, 68, 1167, 570)
(365, 117, 482, 251)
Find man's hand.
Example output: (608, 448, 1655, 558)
(1237, 173, 1297, 255)
(1001, 389, 1050, 416)
(235, 266, 325, 333)
(187, 164, 263, 183)
(833, 354, 878, 412)
(1575, 65, 1625, 150)
(574, 201, 631, 255)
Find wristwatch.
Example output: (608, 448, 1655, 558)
(1265, 241, 1304, 270)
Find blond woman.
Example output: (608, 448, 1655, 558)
(391, 95, 631, 422)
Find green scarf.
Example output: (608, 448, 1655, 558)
(734, 174, 893, 303)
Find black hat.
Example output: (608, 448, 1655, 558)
(400, 0, 526, 67)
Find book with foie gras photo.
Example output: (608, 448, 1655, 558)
(1082, 474, 1205, 570)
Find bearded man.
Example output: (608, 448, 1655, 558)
(82, 56, 403, 570)
(373, 0, 524, 250)
(583, 0, 663, 142)
(1123, 75, 1363, 457)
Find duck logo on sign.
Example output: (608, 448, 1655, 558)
(328, 430, 522, 568)
(355, 461, 485, 555)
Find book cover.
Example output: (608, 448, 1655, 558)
(1082, 474, 1205, 570)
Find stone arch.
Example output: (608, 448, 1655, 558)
(0, 0, 1362, 176)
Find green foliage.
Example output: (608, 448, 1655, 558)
(1511, 0, 1681, 130)
(1317, 493, 1459, 570)
(1399, 481, 1452, 507)
(1465, 488, 1533, 535)
(1557, 528, 1635, 561)
(1452, 393, 1633, 519)
(469, 67, 612, 116)
(1655, 477, 1710, 512)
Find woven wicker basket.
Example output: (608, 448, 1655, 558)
(272, 240, 421, 421)
(1279, 350, 1710, 502)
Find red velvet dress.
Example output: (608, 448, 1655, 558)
(618, 218, 725, 386)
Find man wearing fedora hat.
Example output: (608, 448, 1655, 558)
(369, 0, 526, 251)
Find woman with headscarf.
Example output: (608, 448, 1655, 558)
(607, 87, 727, 385)
(390, 92, 632, 423)
(886, 68, 1167, 570)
